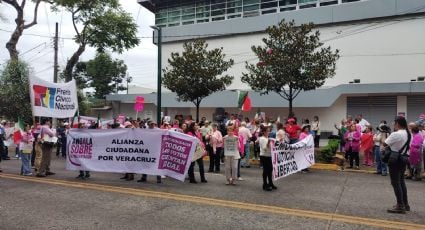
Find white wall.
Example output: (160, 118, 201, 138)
(162, 17, 425, 89)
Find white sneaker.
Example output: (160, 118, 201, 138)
(237, 177, 244, 181)
(161, 175, 166, 179)
(23, 173, 33, 176)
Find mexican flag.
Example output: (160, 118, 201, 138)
(13, 118, 25, 144)
(71, 110, 79, 128)
(237, 91, 252, 112)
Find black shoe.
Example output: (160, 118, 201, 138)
(270, 185, 277, 190)
(189, 180, 197, 184)
(262, 185, 272, 191)
(2, 157, 10, 160)
(36, 174, 46, 177)
(76, 174, 84, 179)
(157, 179, 162, 184)
(84, 174, 90, 179)
(245, 165, 251, 168)
(126, 177, 134, 181)
(387, 205, 406, 214)
(208, 170, 214, 173)
(46, 172, 56, 176)
(137, 178, 147, 183)
(120, 175, 128, 180)
(201, 179, 208, 183)
(405, 205, 410, 211)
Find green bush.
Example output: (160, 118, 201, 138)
(318, 139, 340, 163)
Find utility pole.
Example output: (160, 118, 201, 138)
(53, 22, 59, 128)
(53, 22, 59, 83)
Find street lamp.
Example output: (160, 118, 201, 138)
(151, 25, 162, 124)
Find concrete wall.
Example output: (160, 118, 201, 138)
(161, 17, 425, 89)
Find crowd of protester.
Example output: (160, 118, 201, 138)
(0, 113, 424, 209)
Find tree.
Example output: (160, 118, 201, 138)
(0, 59, 32, 122)
(53, 0, 139, 82)
(241, 20, 340, 117)
(163, 39, 234, 122)
(74, 52, 129, 99)
(2, 0, 53, 60)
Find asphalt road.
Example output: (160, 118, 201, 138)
(0, 157, 424, 230)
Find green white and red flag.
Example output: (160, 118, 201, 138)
(237, 91, 252, 112)
(13, 118, 25, 144)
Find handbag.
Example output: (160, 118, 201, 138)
(382, 132, 411, 164)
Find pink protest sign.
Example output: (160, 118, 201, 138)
(134, 96, 145, 112)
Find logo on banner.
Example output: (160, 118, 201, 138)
(68, 137, 93, 166)
(33, 84, 76, 110)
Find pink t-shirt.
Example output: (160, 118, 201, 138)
(299, 132, 309, 141)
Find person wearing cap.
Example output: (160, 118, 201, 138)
(383, 116, 411, 214)
(285, 118, 301, 144)
(373, 123, 390, 176)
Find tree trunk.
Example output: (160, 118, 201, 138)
(6, 7, 24, 60)
(195, 99, 201, 123)
(288, 87, 294, 118)
(64, 44, 86, 82)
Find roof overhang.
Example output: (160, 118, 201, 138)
(137, 0, 155, 12)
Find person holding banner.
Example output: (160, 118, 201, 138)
(36, 119, 56, 177)
(138, 121, 162, 184)
(223, 126, 240, 185)
(259, 126, 277, 191)
(186, 122, 207, 184)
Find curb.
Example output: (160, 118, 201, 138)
(204, 156, 376, 174)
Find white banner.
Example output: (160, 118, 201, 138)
(272, 135, 315, 180)
(66, 128, 199, 182)
(29, 76, 78, 118)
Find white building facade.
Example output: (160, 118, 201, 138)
(123, 0, 425, 135)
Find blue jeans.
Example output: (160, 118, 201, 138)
(242, 143, 250, 166)
(21, 151, 32, 175)
(374, 145, 387, 174)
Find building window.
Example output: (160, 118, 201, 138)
(342, 0, 360, 3)
(320, 0, 338, 6)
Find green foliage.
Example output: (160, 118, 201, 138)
(318, 139, 340, 163)
(74, 52, 130, 99)
(162, 39, 234, 122)
(0, 59, 32, 123)
(55, 0, 139, 81)
(242, 20, 340, 116)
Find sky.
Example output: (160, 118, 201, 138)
(0, 0, 158, 89)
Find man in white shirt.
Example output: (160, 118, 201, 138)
(239, 121, 252, 168)
(357, 114, 370, 132)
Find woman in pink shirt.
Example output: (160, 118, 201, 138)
(408, 125, 423, 181)
(344, 124, 361, 169)
(186, 122, 207, 184)
(299, 125, 311, 141)
(209, 123, 223, 173)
